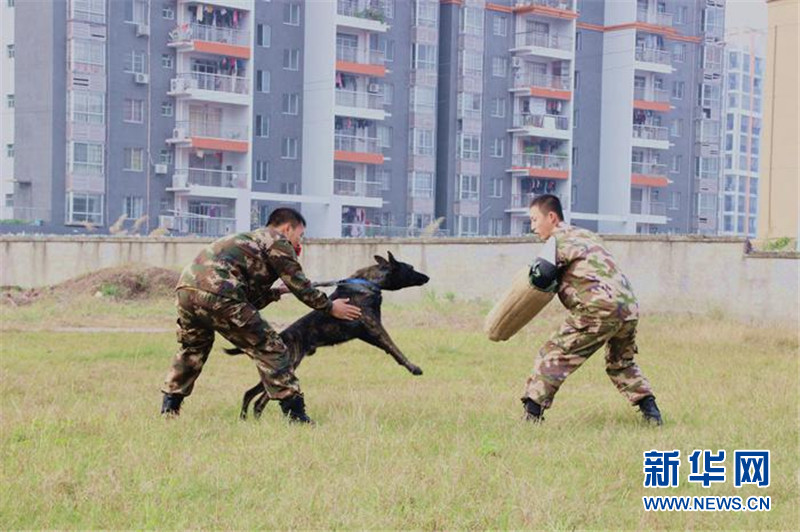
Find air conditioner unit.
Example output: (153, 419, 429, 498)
(134, 73, 149, 84)
(367, 83, 380, 93)
(511, 56, 523, 69)
(172, 127, 187, 140)
(136, 23, 150, 37)
(154, 164, 168, 175)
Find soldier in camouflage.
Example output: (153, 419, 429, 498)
(522, 195, 663, 425)
(160, 208, 362, 423)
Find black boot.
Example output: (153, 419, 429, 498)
(522, 398, 544, 423)
(161, 394, 184, 416)
(637, 395, 663, 426)
(280, 395, 314, 424)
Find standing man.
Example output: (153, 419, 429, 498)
(160, 207, 361, 423)
(522, 195, 663, 425)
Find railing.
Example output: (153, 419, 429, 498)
(630, 201, 667, 216)
(333, 179, 382, 198)
(336, 43, 385, 65)
(634, 86, 670, 103)
(341, 224, 452, 238)
(636, 8, 673, 27)
(515, 31, 572, 51)
(334, 134, 381, 154)
(631, 161, 668, 176)
(335, 90, 383, 109)
(169, 23, 250, 46)
(510, 192, 562, 209)
(515, 0, 575, 11)
(635, 47, 672, 66)
(513, 71, 571, 90)
(173, 168, 247, 188)
(513, 113, 570, 130)
(166, 215, 237, 237)
(171, 72, 249, 95)
(512, 153, 569, 170)
(336, 0, 389, 22)
(632, 124, 669, 142)
(174, 121, 248, 140)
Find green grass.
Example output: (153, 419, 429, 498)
(1, 295, 798, 529)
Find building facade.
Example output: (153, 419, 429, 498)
(1, 0, 14, 219)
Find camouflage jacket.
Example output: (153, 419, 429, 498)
(177, 227, 332, 312)
(551, 222, 639, 321)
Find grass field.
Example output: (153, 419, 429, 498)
(1, 292, 798, 530)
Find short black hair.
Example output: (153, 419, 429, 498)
(530, 194, 564, 222)
(267, 207, 306, 228)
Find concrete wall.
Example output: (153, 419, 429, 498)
(2, 235, 798, 325)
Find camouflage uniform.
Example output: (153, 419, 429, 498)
(523, 222, 654, 408)
(162, 227, 332, 401)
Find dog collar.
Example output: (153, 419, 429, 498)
(340, 278, 382, 292)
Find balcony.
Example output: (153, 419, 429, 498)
(515, 0, 575, 11)
(334, 134, 384, 164)
(169, 22, 250, 47)
(169, 120, 249, 152)
(335, 89, 383, 110)
(171, 168, 248, 189)
(634, 86, 669, 103)
(632, 123, 670, 150)
(634, 47, 673, 74)
(511, 113, 570, 139)
(636, 8, 673, 27)
(336, 43, 385, 65)
(336, 0, 389, 32)
(510, 153, 569, 178)
(631, 161, 667, 176)
(514, 31, 573, 54)
(508, 192, 563, 211)
(169, 72, 250, 105)
(512, 72, 571, 99)
(333, 179, 382, 198)
(630, 200, 667, 216)
(162, 214, 237, 237)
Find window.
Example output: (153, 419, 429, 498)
(255, 115, 269, 138)
(740, 115, 750, 134)
(282, 137, 298, 159)
(458, 175, 479, 201)
(7, 0, 14, 6)
(412, 129, 434, 156)
(162, 3, 174, 19)
(66, 192, 103, 225)
(728, 72, 739, 91)
(377, 125, 392, 148)
(728, 93, 738, 108)
(575, 31, 582, 51)
(670, 119, 683, 137)
(5, 144, 13, 158)
(411, 86, 435, 112)
(413, 44, 437, 71)
(410, 172, 433, 198)
(671, 155, 682, 173)
(161, 101, 173, 117)
(382, 83, 394, 106)
(726, 113, 735, 131)
(159, 149, 173, 165)
(459, 92, 481, 117)
(493, 15, 508, 36)
(669, 191, 681, 210)
(123, 196, 144, 219)
(457, 215, 479, 236)
(739, 135, 748, 154)
(384, 0, 394, 19)
(283, 3, 300, 25)
(573, 108, 579, 128)
(458, 134, 480, 160)
(572, 147, 578, 167)
(675, 6, 688, 24)
(123, 99, 144, 123)
(461, 51, 483, 76)
(460, 7, 483, 36)
(71, 142, 103, 174)
(489, 218, 503, 236)
(6, 94, 13, 109)
(672, 43, 686, 62)
(490, 178, 503, 198)
(492, 57, 508, 78)
(725, 134, 733, 151)
(574, 71, 580, 89)
(414, 0, 438, 27)
(257, 24, 271, 47)
(378, 169, 391, 191)
(281, 182, 300, 194)
(6, 44, 13, 59)
(725, 154, 733, 169)
(490, 138, 505, 158)
(282, 93, 300, 115)
(124, 148, 144, 171)
(72, 0, 105, 23)
(73, 39, 105, 68)
(161, 54, 174, 69)
(256, 70, 270, 93)
(755, 57, 764, 76)
(255, 160, 269, 183)
(123, 51, 146, 74)
(70, 91, 105, 124)
(491, 97, 506, 118)
(283, 49, 300, 71)
(671, 81, 685, 99)
(126, 0, 148, 24)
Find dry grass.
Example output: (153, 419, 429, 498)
(0, 293, 798, 530)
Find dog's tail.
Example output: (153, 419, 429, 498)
(224, 347, 245, 356)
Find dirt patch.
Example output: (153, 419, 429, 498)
(1, 265, 180, 306)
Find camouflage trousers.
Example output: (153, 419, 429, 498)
(161, 288, 300, 400)
(523, 316, 653, 409)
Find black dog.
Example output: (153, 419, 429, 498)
(226, 251, 430, 419)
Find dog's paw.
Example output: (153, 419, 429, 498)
(408, 365, 423, 376)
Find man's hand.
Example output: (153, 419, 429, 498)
(330, 298, 362, 321)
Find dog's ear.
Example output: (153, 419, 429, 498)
(387, 251, 397, 264)
(374, 255, 389, 266)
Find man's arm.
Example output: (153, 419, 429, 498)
(268, 239, 333, 312)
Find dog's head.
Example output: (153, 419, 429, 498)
(371, 251, 430, 291)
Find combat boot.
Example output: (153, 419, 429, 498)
(280, 395, 314, 424)
(161, 393, 184, 417)
(522, 398, 544, 423)
(637, 395, 663, 426)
